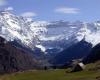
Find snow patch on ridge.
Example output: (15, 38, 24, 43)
(36, 45, 46, 52)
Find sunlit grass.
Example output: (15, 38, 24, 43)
(0, 62, 100, 80)
(0, 69, 99, 80)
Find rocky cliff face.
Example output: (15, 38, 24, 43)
(0, 36, 40, 73)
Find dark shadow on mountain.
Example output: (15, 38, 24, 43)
(49, 39, 92, 66)
(10, 40, 46, 60)
(83, 43, 100, 64)
(0, 36, 41, 74)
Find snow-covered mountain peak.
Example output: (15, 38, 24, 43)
(1, 10, 100, 54)
(76, 23, 91, 41)
(0, 10, 47, 49)
(76, 22, 100, 47)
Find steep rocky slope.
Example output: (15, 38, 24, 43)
(0, 36, 40, 73)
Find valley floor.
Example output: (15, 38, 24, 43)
(0, 68, 100, 80)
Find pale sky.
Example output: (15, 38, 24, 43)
(0, 0, 100, 22)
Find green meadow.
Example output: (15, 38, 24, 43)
(0, 62, 100, 80)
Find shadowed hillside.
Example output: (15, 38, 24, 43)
(0, 36, 40, 74)
(83, 43, 100, 64)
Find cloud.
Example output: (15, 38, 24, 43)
(0, 0, 7, 6)
(21, 12, 37, 18)
(55, 7, 80, 14)
(5, 7, 14, 11)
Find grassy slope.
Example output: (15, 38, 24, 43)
(0, 62, 100, 80)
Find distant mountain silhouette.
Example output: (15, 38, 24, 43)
(50, 39, 92, 66)
(83, 43, 100, 64)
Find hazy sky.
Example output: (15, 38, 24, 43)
(0, 0, 100, 22)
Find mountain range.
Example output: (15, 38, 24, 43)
(0, 10, 100, 71)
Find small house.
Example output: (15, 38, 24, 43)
(72, 62, 85, 72)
